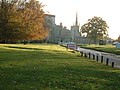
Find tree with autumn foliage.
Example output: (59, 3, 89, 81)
(81, 16, 109, 44)
(0, 0, 18, 43)
(0, 0, 48, 43)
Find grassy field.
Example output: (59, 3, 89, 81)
(0, 44, 120, 90)
(80, 44, 120, 55)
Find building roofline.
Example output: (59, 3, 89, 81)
(45, 14, 55, 17)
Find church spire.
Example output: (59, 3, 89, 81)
(75, 12, 78, 26)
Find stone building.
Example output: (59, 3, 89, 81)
(71, 13, 81, 43)
(45, 14, 71, 43)
(45, 13, 92, 44)
(45, 14, 56, 43)
(56, 23, 71, 42)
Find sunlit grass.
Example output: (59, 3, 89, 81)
(0, 44, 120, 90)
(80, 44, 120, 55)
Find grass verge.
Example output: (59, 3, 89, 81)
(80, 44, 120, 55)
(0, 44, 120, 90)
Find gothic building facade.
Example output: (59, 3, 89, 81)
(70, 13, 82, 44)
(45, 13, 91, 44)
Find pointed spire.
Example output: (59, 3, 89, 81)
(75, 12, 78, 26)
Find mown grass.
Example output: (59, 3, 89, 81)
(80, 44, 120, 55)
(0, 44, 120, 90)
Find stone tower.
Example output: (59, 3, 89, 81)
(75, 12, 78, 26)
(71, 13, 80, 42)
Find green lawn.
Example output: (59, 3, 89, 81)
(0, 44, 120, 90)
(80, 44, 120, 55)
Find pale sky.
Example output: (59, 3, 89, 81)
(40, 0, 120, 39)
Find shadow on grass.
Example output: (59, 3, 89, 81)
(1, 45, 120, 90)
(0, 46, 78, 64)
(4, 46, 43, 50)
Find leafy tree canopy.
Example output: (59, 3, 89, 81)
(81, 16, 109, 43)
(0, 0, 48, 43)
